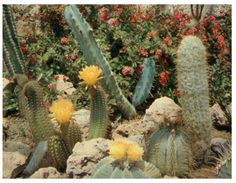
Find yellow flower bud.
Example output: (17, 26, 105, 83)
(127, 143, 144, 161)
(109, 141, 128, 160)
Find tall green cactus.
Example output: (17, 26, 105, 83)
(64, 5, 136, 119)
(176, 35, 211, 162)
(88, 85, 109, 139)
(146, 126, 192, 177)
(91, 157, 160, 178)
(132, 58, 156, 107)
(3, 5, 26, 76)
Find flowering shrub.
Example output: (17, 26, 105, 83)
(6, 5, 231, 118)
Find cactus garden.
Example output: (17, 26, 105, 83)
(2, 4, 231, 179)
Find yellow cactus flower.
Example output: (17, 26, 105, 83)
(127, 143, 144, 161)
(109, 141, 128, 160)
(50, 98, 74, 124)
(79, 65, 102, 87)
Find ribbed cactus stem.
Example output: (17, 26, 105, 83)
(146, 126, 192, 177)
(48, 135, 70, 172)
(3, 5, 26, 76)
(88, 85, 108, 139)
(20, 80, 55, 142)
(64, 5, 136, 119)
(176, 35, 211, 162)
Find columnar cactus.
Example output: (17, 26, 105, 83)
(79, 66, 109, 139)
(146, 126, 192, 177)
(132, 58, 156, 107)
(3, 5, 26, 76)
(91, 139, 161, 178)
(176, 35, 211, 162)
(64, 5, 136, 119)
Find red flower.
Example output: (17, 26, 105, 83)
(155, 49, 162, 58)
(146, 12, 153, 20)
(209, 15, 217, 22)
(48, 83, 56, 89)
(43, 100, 50, 109)
(120, 47, 126, 54)
(115, 6, 123, 14)
(186, 27, 196, 35)
(138, 13, 146, 20)
(27, 69, 33, 78)
(139, 63, 144, 70)
(99, 8, 109, 21)
(159, 71, 169, 86)
(27, 54, 36, 63)
(122, 66, 133, 76)
(71, 52, 77, 61)
(19, 42, 27, 53)
(110, 18, 119, 27)
(164, 36, 171, 45)
(148, 30, 157, 38)
(215, 34, 225, 49)
(212, 24, 221, 32)
(139, 49, 148, 57)
(60, 37, 68, 45)
(131, 15, 137, 25)
(175, 88, 181, 97)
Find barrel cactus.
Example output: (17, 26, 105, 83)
(146, 125, 192, 177)
(91, 139, 161, 178)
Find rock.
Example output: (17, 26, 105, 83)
(30, 167, 68, 178)
(113, 97, 182, 139)
(210, 103, 228, 128)
(56, 75, 76, 95)
(144, 97, 182, 126)
(210, 138, 230, 156)
(73, 109, 90, 140)
(4, 141, 32, 157)
(66, 138, 112, 178)
(3, 151, 28, 178)
(3, 78, 10, 89)
(127, 135, 146, 149)
(163, 175, 179, 178)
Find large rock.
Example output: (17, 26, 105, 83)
(4, 141, 32, 157)
(30, 167, 68, 178)
(55, 74, 76, 95)
(73, 109, 90, 140)
(3, 151, 28, 178)
(113, 97, 182, 139)
(210, 103, 229, 128)
(66, 138, 112, 178)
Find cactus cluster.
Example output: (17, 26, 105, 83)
(176, 35, 211, 162)
(132, 58, 156, 107)
(91, 139, 161, 178)
(64, 5, 136, 119)
(146, 125, 192, 177)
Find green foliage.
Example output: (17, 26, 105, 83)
(64, 5, 136, 119)
(88, 85, 109, 139)
(146, 126, 192, 177)
(91, 157, 160, 178)
(176, 35, 211, 161)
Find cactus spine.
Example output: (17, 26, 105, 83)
(64, 5, 136, 119)
(176, 35, 211, 162)
(132, 58, 156, 107)
(91, 157, 160, 178)
(3, 5, 26, 76)
(88, 85, 109, 139)
(146, 126, 192, 177)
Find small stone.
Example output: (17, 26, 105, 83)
(30, 167, 68, 178)
(210, 103, 229, 127)
(73, 109, 90, 140)
(56, 75, 76, 95)
(66, 138, 112, 178)
(3, 151, 28, 178)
